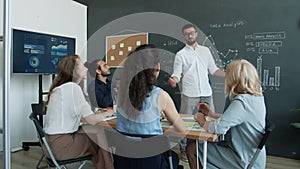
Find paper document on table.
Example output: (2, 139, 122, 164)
(183, 120, 204, 131)
(161, 118, 204, 131)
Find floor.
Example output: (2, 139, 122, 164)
(0, 145, 299, 169)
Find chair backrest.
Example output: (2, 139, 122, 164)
(31, 102, 44, 126)
(257, 120, 275, 150)
(104, 128, 174, 169)
(31, 103, 44, 115)
(105, 128, 171, 158)
(247, 120, 275, 169)
(29, 112, 45, 144)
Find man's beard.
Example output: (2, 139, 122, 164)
(186, 39, 196, 46)
(101, 72, 111, 77)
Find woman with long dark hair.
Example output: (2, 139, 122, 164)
(116, 44, 186, 169)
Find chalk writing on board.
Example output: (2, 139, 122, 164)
(216, 49, 239, 70)
(160, 53, 175, 74)
(256, 56, 281, 91)
(202, 34, 216, 46)
(202, 34, 239, 70)
(245, 31, 286, 55)
(245, 31, 286, 40)
(163, 40, 178, 46)
(209, 20, 247, 29)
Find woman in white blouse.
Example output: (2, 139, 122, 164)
(43, 55, 113, 169)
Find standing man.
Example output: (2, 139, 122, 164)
(167, 23, 225, 161)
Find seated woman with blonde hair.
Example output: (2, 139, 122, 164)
(186, 59, 266, 169)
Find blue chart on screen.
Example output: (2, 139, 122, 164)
(29, 56, 40, 68)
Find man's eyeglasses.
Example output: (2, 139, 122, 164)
(183, 31, 197, 37)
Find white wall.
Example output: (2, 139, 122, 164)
(6, 0, 87, 150)
(0, 0, 4, 152)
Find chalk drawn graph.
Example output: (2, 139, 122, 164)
(202, 34, 239, 70)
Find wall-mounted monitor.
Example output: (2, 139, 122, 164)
(12, 29, 76, 74)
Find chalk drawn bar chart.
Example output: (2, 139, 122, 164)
(256, 56, 281, 91)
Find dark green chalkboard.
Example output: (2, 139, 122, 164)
(85, 0, 300, 159)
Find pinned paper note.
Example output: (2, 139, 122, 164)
(128, 46, 132, 51)
(111, 56, 115, 61)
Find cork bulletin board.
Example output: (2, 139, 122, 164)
(106, 33, 148, 67)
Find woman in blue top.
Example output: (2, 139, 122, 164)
(115, 44, 186, 169)
(186, 59, 266, 169)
